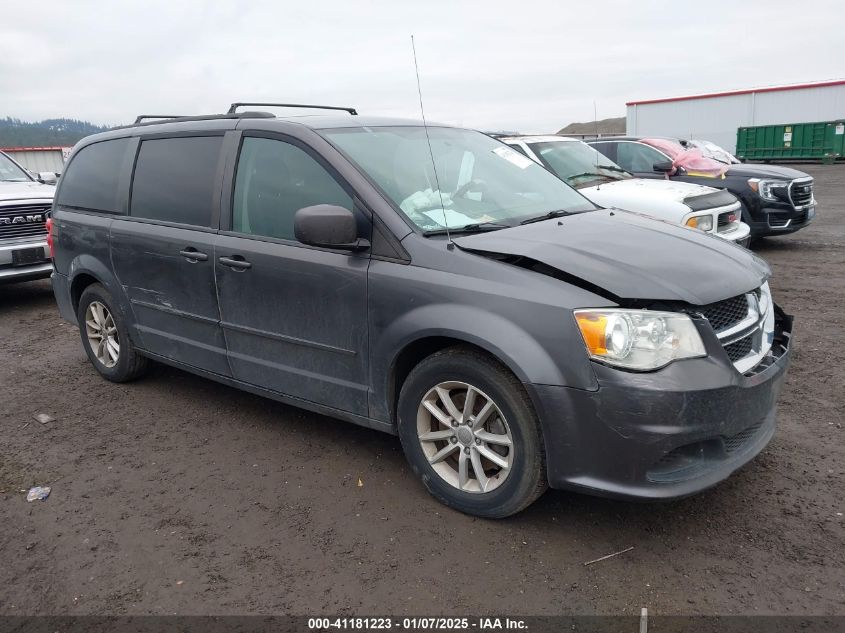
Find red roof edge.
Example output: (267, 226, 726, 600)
(626, 79, 845, 107)
(1, 146, 71, 152)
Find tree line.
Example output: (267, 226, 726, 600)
(0, 117, 110, 147)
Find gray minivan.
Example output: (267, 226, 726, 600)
(50, 105, 793, 517)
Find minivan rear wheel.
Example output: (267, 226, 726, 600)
(397, 347, 547, 518)
(77, 283, 148, 382)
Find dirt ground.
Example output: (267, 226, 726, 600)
(1, 165, 843, 617)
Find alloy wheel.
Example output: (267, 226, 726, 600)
(416, 381, 513, 493)
(85, 301, 120, 368)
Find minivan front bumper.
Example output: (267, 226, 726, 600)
(529, 309, 792, 500)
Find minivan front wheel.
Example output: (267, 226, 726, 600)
(398, 347, 547, 518)
(77, 283, 148, 382)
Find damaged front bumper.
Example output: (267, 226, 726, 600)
(528, 307, 793, 499)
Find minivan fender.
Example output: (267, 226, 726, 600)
(372, 303, 598, 424)
(66, 255, 134, 324)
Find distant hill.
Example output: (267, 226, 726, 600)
(0, 117, 110, 147)
(557, 116, 626, 135)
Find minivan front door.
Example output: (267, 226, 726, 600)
(111, 135, 231, 376)
(214, 135, 370, 415)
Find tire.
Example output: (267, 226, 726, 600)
(76, 283, 148, 382)
(397, 346, 547, 518)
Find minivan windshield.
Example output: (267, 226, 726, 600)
(0, 152, 31, 182)
(323, 126, 595, 232)
(528, 140, 631, 187)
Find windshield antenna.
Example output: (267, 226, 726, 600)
(411, 35, 451, 244)
(593, 100, 601, 191)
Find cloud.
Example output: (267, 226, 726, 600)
(1, 0, 842, 132)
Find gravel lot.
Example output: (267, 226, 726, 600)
(1, 165, 843, 617)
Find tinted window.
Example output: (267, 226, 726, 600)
(57, 138, 130, 212)
(589, 141, 615, 162)
(131, 136, 222, 227)
(232, 137, 352, 241)
(616, 142, 667, 172)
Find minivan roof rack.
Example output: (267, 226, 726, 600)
(134, 115, 188, 124)
(227, 102, 358, 116)
(118, 112, 277, 130)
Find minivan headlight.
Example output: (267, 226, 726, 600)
(574, 309, 706, 371)
(748, 178, 789, 202)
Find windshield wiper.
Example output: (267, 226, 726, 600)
(519, 210, 571, 225)
(600, 165, 629, 174)
(566, 171, 617, 184)
(423, 221, 511, 236)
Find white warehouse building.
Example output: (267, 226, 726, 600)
(626, 79, 845, 154)
(0, 146, 71, 174)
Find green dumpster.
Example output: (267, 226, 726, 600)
(736, 120, 845, 163)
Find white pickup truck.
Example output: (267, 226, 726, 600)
(0, 151, 55, 283)
(501, 135, 751, 246)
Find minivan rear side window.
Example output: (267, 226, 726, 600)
(232, 137, 353, 241)
(131, 136, 223, 227)
(57, 138, 130, 212)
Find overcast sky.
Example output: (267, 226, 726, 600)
(2, 0, 843, 132)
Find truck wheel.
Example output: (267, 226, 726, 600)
(77, 283, 148, 382)
(397, 347, 547, 518)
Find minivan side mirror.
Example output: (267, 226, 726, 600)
(652, 161, 674, 173)
(294, 204, 369, 251)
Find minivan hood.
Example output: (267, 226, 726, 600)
(453, 209, 769, 305)
(0, 180, 55, 202)
(726, 164, 810, 179)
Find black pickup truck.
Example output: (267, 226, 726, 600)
(588, 136, 815, 239)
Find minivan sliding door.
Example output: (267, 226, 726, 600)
(110, 134, 231, 376)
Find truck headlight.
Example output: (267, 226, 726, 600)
(574, 309, 706, 371)
(748, 178, 789, 202)
(685, 215, 714, 232)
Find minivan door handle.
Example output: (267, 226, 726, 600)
(218, 255, 252, 271)
(179, 248, 208, 262)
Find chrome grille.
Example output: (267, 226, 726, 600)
(789, 179, 813, 208)
(693, 283, 774, 374)
(724, 334, 753, 362)
(698, 294, 749, 332)
(0, 203, 50, 240)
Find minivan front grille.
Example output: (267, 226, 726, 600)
(724, 334, 753, 362)
(0, 203, 50, 240)
(789, 179, 813, 209)
(697, 294, 749, 333)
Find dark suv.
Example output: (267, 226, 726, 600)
(587, 136, 815, 238)
(50, 105, 793, 517)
